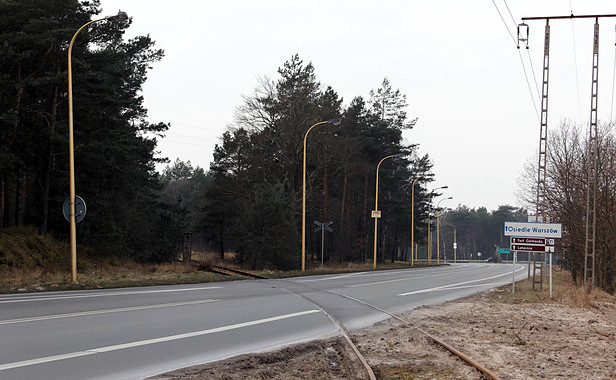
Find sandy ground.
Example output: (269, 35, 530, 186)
(150, 280, 616, 380)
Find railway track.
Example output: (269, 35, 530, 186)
(210, 265, 502, 380)
(209, 265, 268, 279)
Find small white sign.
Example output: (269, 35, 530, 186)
(504, 221, 562, 238)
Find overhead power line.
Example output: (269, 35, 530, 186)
(518, 51, 541, 121)
(570, 18, 583, 121)
(612, 25, 616, 122)
(521, 12, 616, 291)
(490, 0, 541, 121)
(491, 0, 517, 46)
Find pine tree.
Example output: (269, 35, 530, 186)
(0, 0, 172, 261)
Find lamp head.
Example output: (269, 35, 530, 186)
(108, 10, 128, 21)
(394, 153, 407, 158)
(328, 118, 341, 126)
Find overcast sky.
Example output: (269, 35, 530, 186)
(99, 0, 616, 211)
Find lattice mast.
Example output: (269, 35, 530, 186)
(536, 21, 550, 224)
(584, 19, 600, 290)
(521, 13, 616, 291)
(517, 20, 550, 224)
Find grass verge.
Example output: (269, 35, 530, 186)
(481, 265, 615, 307)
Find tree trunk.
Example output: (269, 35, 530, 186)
(219, 223, 225, 261)
(0, 177, 4, 229)
(322, 160, 328, 262)
(339, 155, 349, 263)
(363, 176, 368, 260)
(39, 79, 59, 235)
(15, 175, 26, 226)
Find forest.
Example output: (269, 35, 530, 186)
(9, 1, 615, 295)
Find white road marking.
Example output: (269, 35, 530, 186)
(294, 272, 367, 282)
(0, 299, 220, 325)
(397, 282, 508, 295)
(346, 267, 483, 288)
(0, 286, 222, 304)
(397, 266, 527, 296)
(0, 309, 322, 371)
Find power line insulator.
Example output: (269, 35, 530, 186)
(517, 22, 529, 49)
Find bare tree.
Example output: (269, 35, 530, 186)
(519, 120, 616, 292)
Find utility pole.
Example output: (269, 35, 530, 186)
(585, 19, 600, 291)
(521, 13, 616, 291)
(314, 221, 333, 269)
(453, 226, 457, 263)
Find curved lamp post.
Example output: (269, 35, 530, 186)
(436, 196, 453, 265)
(427, 186, 447, 265)
(410, 175, 425, 266)
(68, 10, 128, 283)
(372, 153, 405, 269)
(302, 118, 341, 271)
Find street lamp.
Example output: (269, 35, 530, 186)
(302, 118, 341, 271)
(427, 186, 447, 265)
(436, 197, 453, 265)
(67, 10, 128, 284)
(372, 153, 405, 270)
(410, 175, 425, 267)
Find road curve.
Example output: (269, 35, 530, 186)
(0, 263, 526, 379)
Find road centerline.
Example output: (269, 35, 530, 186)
(0, 299, 220, 325)
(397, 266, 527, 296)
(0, 286, 222, 304)
(345, 267, 483, 288)
(0, 309, 322, 372)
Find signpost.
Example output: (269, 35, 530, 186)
(511, 244, 555, 252)
(496, 248, 510, 263)
(314, 221, 333, 268)
(504, 221, 562, 238)
(63, 196, 86, 223)
(510, 238, 555, 252)
(505, 221, 562, 298)
(512, 251, 518, 295)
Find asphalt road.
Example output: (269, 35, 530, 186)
(0, 263, 527, 379)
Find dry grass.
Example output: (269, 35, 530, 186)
(0, 261, 234, 293)
(0, 248, 425, 293)
(474, 265, 616, 308)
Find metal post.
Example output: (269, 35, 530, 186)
(512, 251, 517, 295)
(321, 226, 325, 269)
(427, 195, 432, 265)
(303, 122, 326, 271)
(585, 19, 600, 291)
(436, 210, 440, 265)
(435, 197, 452, 265)
(410, 176, 424, 267)
(526, 21, 550, 292)
(535, 20, 550, 225)
(67, 13, 126, 283)
(373, 154, 399, 269)
(549, 252, 553, 298)
(453, 227, 457, 263)
(302, 119, 339, 271)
